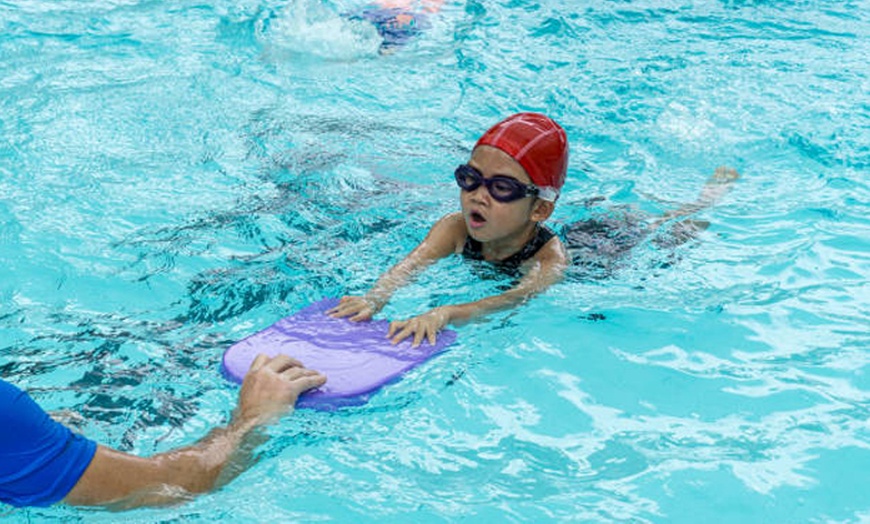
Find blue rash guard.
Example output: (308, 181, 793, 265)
(0, 379, 97, 508)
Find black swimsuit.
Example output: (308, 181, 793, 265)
(462, 224, 556, 272)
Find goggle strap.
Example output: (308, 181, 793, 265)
(537, 186, 558, 202)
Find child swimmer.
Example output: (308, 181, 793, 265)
(329, 114, 740, 345)
(328, 112, 570, 346)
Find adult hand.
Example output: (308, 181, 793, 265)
(387, 306, 451, 348)
(235, 354, 326, 427)
(327, 296, 380, 322)
(63, 354, 327, 509)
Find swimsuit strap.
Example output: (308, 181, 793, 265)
(462, 224, 555, 270)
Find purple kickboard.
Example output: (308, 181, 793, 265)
(221, 298, 456, 410)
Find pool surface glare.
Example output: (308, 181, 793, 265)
(1, 0, 869, 522)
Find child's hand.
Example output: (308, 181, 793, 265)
(327, 296, 380, 322)
(387, 307, 451, 348)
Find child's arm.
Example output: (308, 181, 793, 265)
(328, 213, 467, 321)
(387, 236, 568, 347)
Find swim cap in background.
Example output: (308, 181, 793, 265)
(475, 112, 569, 202)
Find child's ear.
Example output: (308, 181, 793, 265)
(530, 199, 555, 222)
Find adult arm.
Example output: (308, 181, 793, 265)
(327, 212, 466, 321)
(387, 234, 568, 346)
(63, 355, 326, 509)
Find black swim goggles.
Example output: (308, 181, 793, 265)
(454, 164, 539, 203)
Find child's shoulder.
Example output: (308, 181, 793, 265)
(439, 211, 465, 226)
(534, 225, 567, 262)
(430, 211, 465, 231)
(442, 210, 468, 236)
(423, 212, 468, 254)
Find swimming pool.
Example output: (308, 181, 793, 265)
(1, 0, 868, 521)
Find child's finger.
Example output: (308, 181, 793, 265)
(330, 303, 361, 318)
(327, 297, 351, 314)
(391, 330, 411, 345)
(387, 320, 405, 338)
(390, 324, 413, 345)
(427, 329, 437, 346)
(349, 310, 370, 322)
(330, 297, 367, 316)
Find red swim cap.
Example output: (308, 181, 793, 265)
(475, 112, 568, 201)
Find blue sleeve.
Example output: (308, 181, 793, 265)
(0, 379, 97, 508)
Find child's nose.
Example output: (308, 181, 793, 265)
(469, 183, 490, 203)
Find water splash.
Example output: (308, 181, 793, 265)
(258, 0, 383, 61)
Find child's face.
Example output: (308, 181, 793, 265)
(460, 145, 552, 246)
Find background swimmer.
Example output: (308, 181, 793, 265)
(345, 0, 444, 54)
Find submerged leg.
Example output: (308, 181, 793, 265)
(650, 166, 740, 228)
(649, 166, 739, 246)
(694, 166, 740, 208)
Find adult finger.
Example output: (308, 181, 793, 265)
(249, 353, 270, 374)
(289, 372, 327, 392)
(280, 366, 323, 380)
(265, 354, 304, 372)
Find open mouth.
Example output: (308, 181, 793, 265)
(468, 210, 487, 227)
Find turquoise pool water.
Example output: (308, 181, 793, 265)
(2, 0, 868, 521)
